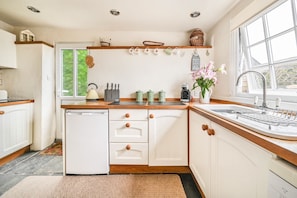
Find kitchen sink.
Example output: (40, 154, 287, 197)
(195, 104, 297, 140)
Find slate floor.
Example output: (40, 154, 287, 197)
(0, 150, 200, 198)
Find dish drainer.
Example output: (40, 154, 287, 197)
(235, 108, 297, 130)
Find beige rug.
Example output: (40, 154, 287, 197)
(1, 174, 186, 198)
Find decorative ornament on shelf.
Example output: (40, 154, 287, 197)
(19, 29, 35, 42)
(191, 61, 227, 103)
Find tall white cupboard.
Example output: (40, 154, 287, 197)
(2, 42, 55, 150)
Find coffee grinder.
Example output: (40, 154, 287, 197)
(180, 83, 191, 102)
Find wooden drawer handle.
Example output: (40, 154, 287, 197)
(126, 144, 131, 150)
(149, 114, 154, 119)
(125, 113, 130, 118)
(202, 124, 208, 131)
(0, 111, 4, 115)
(125, 123, 130, 128)
(207, 129, 215, 136)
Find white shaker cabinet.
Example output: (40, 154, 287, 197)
(2, 42, 55, 150)
(148, 109, 188, 166)
(0, 29, 17, 68)
(0, 103, 33, 158)
(189, 110, 272, 198)
(109, 109, 148, 165)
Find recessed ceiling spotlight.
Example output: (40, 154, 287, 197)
(190, 11, 200, 18)
(27, 6, 40, 13)
(110, 9, 120, 16)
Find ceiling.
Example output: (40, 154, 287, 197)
(0, 0, 240, 32)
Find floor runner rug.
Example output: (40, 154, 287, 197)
(39, 142, 62, 156)
(1, 174, 186, 198)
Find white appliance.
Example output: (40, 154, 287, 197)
(0, 90, 8, 100)
(65, 109, 109, 174)
(268, 158, 297, 198)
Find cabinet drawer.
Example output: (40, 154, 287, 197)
(110, 143, 148, 165)
(110, 121, 148, 142)
(109, 109, 147, 121)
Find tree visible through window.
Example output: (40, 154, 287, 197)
(237, 0, 297, 96)
(61, 48, 88, 97)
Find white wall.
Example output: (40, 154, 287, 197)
(88, 48, 213, 99)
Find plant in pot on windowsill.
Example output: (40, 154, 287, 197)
(192, 61, 226, 103)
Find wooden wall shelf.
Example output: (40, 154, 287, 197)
(87, 45, 212, 50)
(15, 41, 54, 48)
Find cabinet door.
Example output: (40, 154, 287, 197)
(0, 103, 33, 158)
(189, 111, 212, 198)
(0, 29, 17, 68)
(109, 121, 148, 142)
(211, 121, 271, 198)
(148, 110, 188, 166)
(110, 143, 148, 164)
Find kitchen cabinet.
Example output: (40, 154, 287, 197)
(109, 109, 187, 166)
(0, 29, 17, 68)
(109, 109, 148, 164)
(149, 110, 188, 166)
(189, 110, 272, 198)
(2, 42, 55, 150)
(0, 103, 33, 158)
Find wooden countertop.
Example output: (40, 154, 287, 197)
(61, 98, 297, 166)
(0, 99, 34, 107)
(61, 99, 188, 110)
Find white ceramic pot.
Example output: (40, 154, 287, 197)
(199, 89, 212, 103)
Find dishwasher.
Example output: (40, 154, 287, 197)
(268, 157, 297, 198)
(65, 109, 109, 174)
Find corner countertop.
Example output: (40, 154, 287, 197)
(60, 98, 297, 166)
(189, 103, 297, 167)
(0, 99, 34, 107)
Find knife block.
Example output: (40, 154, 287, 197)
(104, 89, 120, 102)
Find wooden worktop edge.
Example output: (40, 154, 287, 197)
(189, 106, 297, 166)
(0, 99, 34, 107)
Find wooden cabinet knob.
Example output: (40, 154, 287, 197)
(149, 114, 154, 119)
(125, 113, 130, 118)
(125, 123, 130, 128)
(202, 124, 208, 131)
(126, 144, 131, 150)
(207, 129, 215, 136)
(0, 111, 4, 115)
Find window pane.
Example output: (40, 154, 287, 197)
(267, 1, 293, 36)
(271, 31, 297, 61)
(250, 43, 268, 66)
(275, 62, 297, 89)
(77, 50, 88, 96)
(62, 49, 74, 96)
(246, 18, 265, 45)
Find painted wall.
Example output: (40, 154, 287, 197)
(88, 48, 213, 99)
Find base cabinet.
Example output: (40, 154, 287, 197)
(109, 109, 188, 166)
(109, 109, 148, 165)
(149, 110, 188, 166)
(189, 110, 272, 198)
(0, 103, 33, 158)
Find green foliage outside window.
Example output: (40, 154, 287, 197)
(62, 49, 88, 97)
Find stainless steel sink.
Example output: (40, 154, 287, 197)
(195, 104, 297, 140)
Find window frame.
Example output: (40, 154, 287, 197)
(55, 42, 92, 100)
(235, 0, 297, 102)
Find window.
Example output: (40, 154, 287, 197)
(56, 43, 90, 98)
(237, 0, 297, 99)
